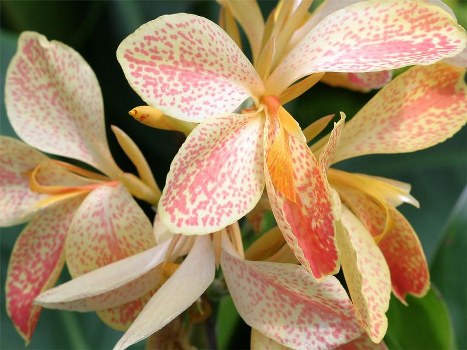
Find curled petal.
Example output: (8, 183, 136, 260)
(267, 0, 466, 95)
(114, 236, 215, 350)
(333, 63, 467, 162)
(158, 112, 265, 234)
(117, 14, 263, 122)
(337, 207, 391, 343)
(318, 113, 345, 172)
(379, 207, 430, 304)
(222, 236, 362, 350)
(6, 197, 83, 342)
(264, 118, 339, 279)
(5, 32, 119, 177)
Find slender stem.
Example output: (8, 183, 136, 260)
(59, 311, 90, 350)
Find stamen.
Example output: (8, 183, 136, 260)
(279, 72, 325, 105)
(303, 114, 335, 143)
(52, 160, 109, 181)
(227, 222, 244, 259)
(164, 234, 182, 264)
(212, 231, 223, 268)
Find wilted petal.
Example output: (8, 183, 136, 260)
(64, 184, 155, 329)
(117, 14, 263, 122)
(6, 196, 83, 342)
(264, 118, 339, 280)
(159, 112, 265, 234)
(337, 207, 391, 343)
(267, 0, 466, 95)
(5, 32, 119, 177)
(333, 63, 467, 162)
(335, 334, 388, 350)
(36, 239, 171, 310)
(222, 236, 362, 350)
(114, 236, 215, 350)
(379, 207, 430, 304)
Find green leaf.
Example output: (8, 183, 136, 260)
(385, 287, 456, 350)
(216, 296, 241, 349)
(431, 188, 467, 350)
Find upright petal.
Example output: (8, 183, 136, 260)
(158, 112, 265, 234)
(65, 184, 155, 329)
(5, 32, 119, 177)
(222, 236, 362, 350)
(264, 118, 339, 280)
(266, 0, 466, 95)
(36, 239, 171, 310)
(332, 63, 467, 162)
(378, 207, 430, 304)
(337, 207, 391, 343)
(114, 236, 215, 350)
(6, 196, 83, 342)
(117, 14, 264, 122)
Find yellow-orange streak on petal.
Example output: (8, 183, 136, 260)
(303, 114, 335, 143)
(279, 72, 325, 104)
(51, 160, 109, 181)
(226, 222, 244, 259)
(34, 190, 89, 211)
(260, 9, 277, 56)
(245, 227, 285, 261)
(256, 36, 276, 81)
(266, 126, 297, 203)
(277, 106, 305, 141)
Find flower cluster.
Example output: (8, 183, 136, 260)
(1, 0, 466, 349)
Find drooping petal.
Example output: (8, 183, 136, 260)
(117, 14, 264, 122)
(0, 137, 47, 226)
(64, 184, 155, 329)
(158, 112, 265, 234)
(251, 329, 291, 350)
(266, 0, 466, 95)
(378, 207, 430, 304)
(335, 334, 388, 350)
(264, 117, 339, 280)
(6, 196, 83, 342)
(337, 207, 391, 343)
(36, 239, 171, 310)
(221, 236, 362, 350)
(5, 32, 119, 177)
(332, 63, 467, 162)
(114, 235, 215, 350)
(321, 71, 393, 92)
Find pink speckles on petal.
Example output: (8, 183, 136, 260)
(264, 118, 339, 280)
(159, 112, 265, 234)
(337, 207, 391, 343)
(117, 14, 264, 122)
(5, 196, 83, 342)
(333, 63, 467, 163)
(267, 0, 466, 95)
(336, 334, 388, 350)
(221, 236, 361, 350)
(5, 32, 118, 177)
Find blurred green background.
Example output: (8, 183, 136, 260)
(1, 1, 465, 349)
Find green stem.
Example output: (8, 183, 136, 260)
(59, 311, 90, 350)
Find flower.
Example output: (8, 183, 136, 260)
(1, 32, 161, 341)
(312, 62, 467, 342)
(116, 0, 466, 280)
(36, 224, 363, 350)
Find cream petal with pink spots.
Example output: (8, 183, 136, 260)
(335, 334, 388, 350)
(117, 14, 264, 122)
(158, 112, 265, 234)
(337, 207, 391, 343)
(221, 236, 362, 350)
(333, 63, 467, 163)
(114, 236, 215, 350)
(6, 196, 83, 342)
(5, 32, 119, 177)
(264, 118, 339, 280)
(36, 239, 171, 310)
(267, 0, 466, 95)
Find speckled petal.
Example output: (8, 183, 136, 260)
(321, 71, 393, 92)
(222, 236, 362, 350)
(251, 329, 291, 350)
(379, 207, 429, 304)
(267, 0, 466, 95)
(64, 184, 155, 329)
(335, 334, 388, 350)
(117, 14, 263, 122)
(337, 207, 391, 343)
(1, 137, 47, 226)
(264, 118, 339, 280)
(5, 32, 119, 177)
(36, 239, 171, 310)
(332, 64, 467, 163)
(5, 196, 83, 342)
(114, 236, 215, 350)
(158, 112, 265, 234)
